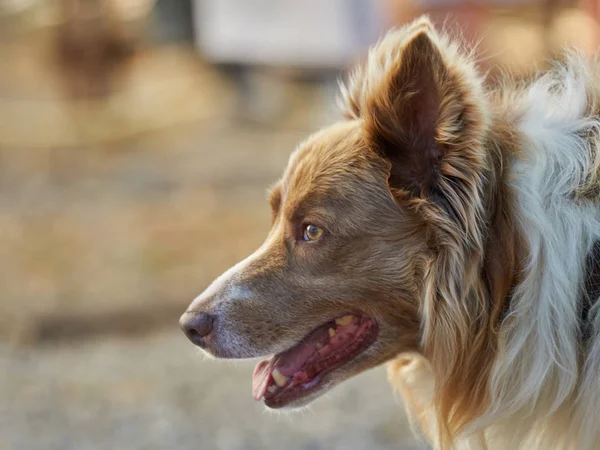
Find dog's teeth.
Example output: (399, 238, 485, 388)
(267, 385, 278, 394)
(272, 368, 288, 387)
(328, 328, 336, 338)
(335, 315, 354, 327)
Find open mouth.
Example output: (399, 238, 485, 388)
(252, 312, 378, 408)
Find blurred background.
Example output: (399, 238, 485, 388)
(0, 0, 598, 449)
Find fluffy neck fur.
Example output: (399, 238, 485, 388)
(340, 17, 600, 449)
(394, 53, 600, 450)
(481, 53, 600, 450)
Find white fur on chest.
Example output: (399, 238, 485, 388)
(476, 54, 600, 450)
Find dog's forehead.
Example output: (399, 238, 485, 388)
(281, 121, 370, 197)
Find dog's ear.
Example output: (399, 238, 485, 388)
(366, 29, 446, 201)
(341, 17, 489, 228)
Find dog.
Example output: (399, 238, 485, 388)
(180, 16, 600, 450)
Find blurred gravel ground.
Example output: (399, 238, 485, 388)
(1, 331, 427, 450)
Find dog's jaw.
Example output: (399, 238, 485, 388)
(252, 312, 379, 408)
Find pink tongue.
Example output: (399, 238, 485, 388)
(252, 359, 273, 401)
(251, 327, 330, 400)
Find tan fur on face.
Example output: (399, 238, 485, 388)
(186, 119, 427, 384)
(262, 121, 427, 361)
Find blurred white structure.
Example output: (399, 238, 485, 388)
(192, 0, 385, 69)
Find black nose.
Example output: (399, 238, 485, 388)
(180, 311, 214, 346)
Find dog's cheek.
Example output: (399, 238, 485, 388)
(368, 292, 423, 353)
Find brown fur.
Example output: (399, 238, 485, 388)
(182, 17, 530, 449)
(343, 19, 526, 442)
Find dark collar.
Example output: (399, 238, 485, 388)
(582, 241, 600, 341)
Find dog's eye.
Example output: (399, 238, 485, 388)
(303, 224, 324, 242)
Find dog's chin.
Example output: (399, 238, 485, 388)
(251, 312, 380, 409)
(264, 375, 337, 410)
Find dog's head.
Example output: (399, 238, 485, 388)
(181, 17, 506, 428)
